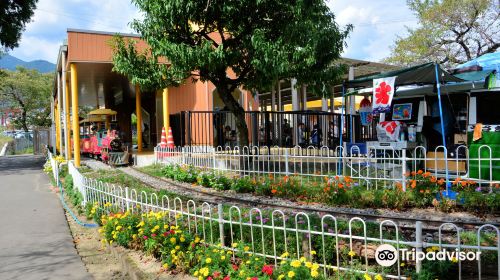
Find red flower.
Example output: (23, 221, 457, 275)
(151, 233, 157, 238)
(262, 264, 273, 276)
(163, 232, 168, 237)
(223, 276, 230, 280)
(251, 278, 258, 280)
(232, 264, 239, 271)
(207, 277, 213, 280)
(375, 81, 392, 104)
(213, 271, 221, 278)
(143, 236, 148, 240)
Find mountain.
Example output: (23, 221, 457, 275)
(0, 54, 55, 73)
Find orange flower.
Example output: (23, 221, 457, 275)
(417, 170, 423, 175)
(430, 176, 437, 183)
(335, 175, 340, 181)
(338, 183, 344, 189)
(460, 181, 467, 187)
(271, 189, 277, 194)
(411, 171, 416, 176)
(404, 172, 410, 177)
(345, 176, 352, 183)
(395, 182, 402, 190)
(495, 184, 500, 189)
(423, 171, 431, 178)
(323, 176, 329, 182)
(411, 180, 417, 189)
(283, 176, 289, 183)
(437, 178, 445, 186)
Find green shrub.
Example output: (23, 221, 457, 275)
(230, 176, 255, 193)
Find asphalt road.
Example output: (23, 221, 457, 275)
(0, 155, 91, 280)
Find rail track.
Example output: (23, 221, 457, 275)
(121, 166, 500, 231)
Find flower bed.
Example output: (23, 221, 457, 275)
(140, 164, 500, 214)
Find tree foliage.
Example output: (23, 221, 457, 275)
(112, 0, 351, 146)
(0, 67, 52, 131)
(0, 0, 38, 50)
(386, 0, 500, 67)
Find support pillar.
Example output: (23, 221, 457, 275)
(163, 88, 169, 130)
(62, 52, 71, 159)
(136, 84, 142, 152)
(70, 63, 80, 167)
(57, 72, 63, 153)
(55, 102, 61, 153)
(65, 81, 71, 160)
(302, 85, 307, 110)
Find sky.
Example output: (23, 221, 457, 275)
(9, 0, 418, 64)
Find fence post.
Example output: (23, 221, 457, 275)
(284, 148, 290, 176)
(218, 203, 225, 246)
(415, 221, 423, 273)
(125, 187, 130, 212)
(402, 149, 407, 191)
(212, 148, 217, 173)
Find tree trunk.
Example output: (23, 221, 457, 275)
(21, 110, 28, 132)
(215, 85, 250, 148)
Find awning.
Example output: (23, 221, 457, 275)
(79, 116, 104, 124)
(345, 62, 464, 88)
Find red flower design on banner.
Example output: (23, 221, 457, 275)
(375, 81, 392, 104)
(385, 122, 398, 134)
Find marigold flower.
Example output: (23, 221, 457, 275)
(206, 258, 212, 264)
(311, 270, 319, 278)
(288, 271, 295, 278)
(291, 260, 301, 268)
(348, 250, 356, 257)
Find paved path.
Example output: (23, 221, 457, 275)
(0, 155, 91, 280)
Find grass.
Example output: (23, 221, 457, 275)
(0, 135, 13, 151)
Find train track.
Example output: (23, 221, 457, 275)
(122, 166, 500, 230)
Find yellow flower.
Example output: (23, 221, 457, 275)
(175, 245, 180, 250)
(311, 270, 319, 278)
(221, 255, 226, 260)
(244, 246, 250, 252)
(299, 257, 306, 263)
(278, 275, 285, 280)
(162, 263, 168, 269)
(232, 243, 238, 248)
(170, 237, 176, 244)
(116, 225, 122, 231)
(348, 250, 356, 257)
(288, 271, 295, 278)
(375, 275, 383, 280)
(364, 273, 372, 280)
(206, 258, 212, 264)
(311, 263, 319, 270)
(281, 252, 289, 258)
(132, 234, 137, 240)
(310, 250, 316, 255)
(291, 260, 301, 268)
(193, 271, 199, 276)
(180, 236, 186, 242)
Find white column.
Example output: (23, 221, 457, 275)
(321, 97, 328, 111)
(469, 96, 477, 124)
(271, 85, 276, 111)
(302, 85, 307, 110)
(291, 79, 299, 111)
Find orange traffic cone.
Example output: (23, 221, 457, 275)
(167, 127, 175, 149)
(160, 127, 167, 148)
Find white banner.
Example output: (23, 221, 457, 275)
(372, 76, 396, 114)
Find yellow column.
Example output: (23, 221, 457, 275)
(135, 84, 142, 152)
(70, 63, 80, 167)
(65, 81, 72, 160)
(55, 102, 61, 152)
(162, 88, 169, 130)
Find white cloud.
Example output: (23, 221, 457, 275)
(10, 36, 62, 63)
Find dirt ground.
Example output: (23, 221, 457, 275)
(57, 186, 193, 280)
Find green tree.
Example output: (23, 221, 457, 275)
(386, 0, 500, 67)
(112, 0, 351, 147)
(0, 67, 52, 131)
(0, 0, 38, 50)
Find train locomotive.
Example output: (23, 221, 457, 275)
(79, 110, 129, 166)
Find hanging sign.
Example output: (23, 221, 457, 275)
(372, 76, 396, 114)
(359, 97, 373, 126)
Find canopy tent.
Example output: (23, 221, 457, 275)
(345, 62, 464, 89)
(88, 108, 117, 116)
(339, 62, 461, 195)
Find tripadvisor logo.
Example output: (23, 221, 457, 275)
(375, 244, 398, 267)
(375, 244, 481, 267)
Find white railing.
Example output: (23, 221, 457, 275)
(154, 144, 500, 189)
(47, 152, 500, 280)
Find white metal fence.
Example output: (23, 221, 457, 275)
(47, 152, 500, 279)
(154, 145, 500, 189)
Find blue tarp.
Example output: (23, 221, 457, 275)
(453, 52, 500, 81)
